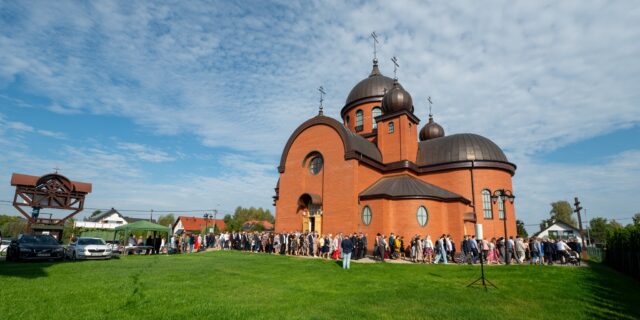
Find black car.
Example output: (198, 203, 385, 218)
(6, 234, 65, 261)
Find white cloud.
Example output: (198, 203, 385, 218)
(116, 142, 175, 163)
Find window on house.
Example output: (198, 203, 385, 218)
(372, 107, 382, 129)
(482, 189, 493, 219)
(355, 110, 363, 131)
(388, 121, 394, 133)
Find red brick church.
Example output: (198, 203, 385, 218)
(274, 58, 517, 249)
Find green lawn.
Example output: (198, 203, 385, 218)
(0, 251, 638, 320)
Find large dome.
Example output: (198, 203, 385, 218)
(417, 133, 509, 166)
(342, 61, 395, 115)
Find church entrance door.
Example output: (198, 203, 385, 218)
(298, 193, 322, 234)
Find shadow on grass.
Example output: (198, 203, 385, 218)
(0, 260, 57, 279)
(582, 263, 640, 320)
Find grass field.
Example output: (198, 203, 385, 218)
(1, 251, 639, 320)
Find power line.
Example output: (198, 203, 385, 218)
(0, 199, 230, 215)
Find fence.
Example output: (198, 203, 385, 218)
(586, 246, 605, 263)
(605, 248, 640, 280)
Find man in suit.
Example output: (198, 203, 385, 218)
(307, 232, 314, 256)
(361, 233, 368, 259)
(461, 235, 471, 264)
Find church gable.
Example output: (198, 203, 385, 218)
(278, 115, 382, 173)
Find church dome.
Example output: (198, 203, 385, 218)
(342, 60, 395, 115)
(419, 115, 445, 141)
(417, 133, 509, 166)
(381, 80, 413, 113)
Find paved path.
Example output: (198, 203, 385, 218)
(205, 249, 588, 267)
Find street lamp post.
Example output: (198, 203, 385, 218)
(491, 189, 515, 265)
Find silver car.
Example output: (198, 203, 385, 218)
(67, 237, 112, 260)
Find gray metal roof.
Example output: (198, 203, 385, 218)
(417, 133, 509, 166)
(359, 174, 469, 203)
(344, 126, 383, 162)
(343, 62, 395, 112)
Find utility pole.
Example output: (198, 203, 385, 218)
(573, 197, 587, 258)
(585, 208, 591, 247)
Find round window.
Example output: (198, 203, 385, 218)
(308, 156, 323, 175)
(362, 206, 372, 226)
(417, 206, 428, 227)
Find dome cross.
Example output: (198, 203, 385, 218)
(318, 86, 326, 116)
(391, 56, 399, 80)
(370, 31, 379, 63)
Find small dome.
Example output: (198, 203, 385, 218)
(381, 80, 413, 113)
(419, 115, 445, 141)
(344, 60, 395, 110)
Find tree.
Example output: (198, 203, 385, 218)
(608, 219, 623, 230)
(633, 213, 640, 227)
(549, 201, 577, 227)
(589, 217, 609, 244)
(0, 215, 27, 238)
(223, 207, 275, 231)
(157, 214, 175, 227)
(516, 219, 528, 238)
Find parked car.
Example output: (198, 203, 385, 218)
(6, 234, 65, 261)
(1, 239, 11, 256)
(66, 237, 112, 260)
(105, 240, 123, 255)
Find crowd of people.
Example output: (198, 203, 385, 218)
(161, 231, 583, 267)
(402, 234, 583, 265)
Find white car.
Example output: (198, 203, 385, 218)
(67, 237, 112, 260)
(1, 239, 10, 256)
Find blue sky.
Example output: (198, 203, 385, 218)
(0, 1, 639, 232)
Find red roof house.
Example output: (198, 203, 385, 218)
(173, 216, 225, 234)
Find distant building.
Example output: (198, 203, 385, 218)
(173, 216, 225, 235)
(74, 208, 156, 229)
(533, 221, 583, 243)
(242, 220, 274, 231)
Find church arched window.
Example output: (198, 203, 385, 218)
(355, 110, 363, 131)
(371, 107, 382, 129)
(362, 206, 372, 225)
(498, 197, 505, 220)
(304, 152, 324, 175)
(482, 189, 493, 219)
(388, 121, 394, 133)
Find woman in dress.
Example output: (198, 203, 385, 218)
(291, 234, 298, 255)
(415, 235, 423, 263)
(424, 235, 434, 264)
(487, 238, 498, 264)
